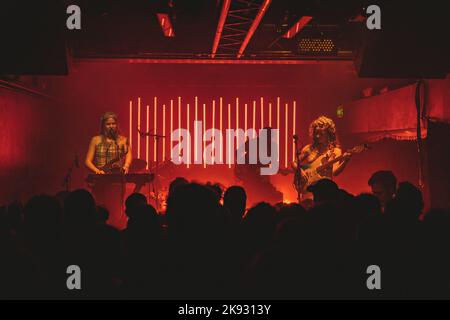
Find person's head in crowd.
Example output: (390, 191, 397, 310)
(368, 170, 397, 209)
(337, 188, 355, 206)
(242, 202, 277, 251)
(276, 203, 307, 225)
(23, 194, 62, 238)
(130, 203, 160, 229)
(125, 193, 147, 220)
(391, 181, 424, 221)
(354, 193, 382, 220)
(168, 177, 189, 198)
(166, 183, 220, 239)
(3, 200, 23, 232)
(307, 178, 339, 205)
(223, 186, 247, 219)
(207, 182, 224, 203)
(96, 205, 110, 224)
(54, 191, 70, 207)
(64, 189, 97, 227)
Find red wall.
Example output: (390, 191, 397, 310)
(0, 86, 64, 204)
(1, 62, 420, 205)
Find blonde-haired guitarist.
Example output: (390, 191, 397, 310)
(85, 112, 132, 175)
(292, 116, 352, 200)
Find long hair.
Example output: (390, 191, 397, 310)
(309, 116, 338, 150)
(99, 111, 119, 137)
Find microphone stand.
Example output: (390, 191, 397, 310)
(113, 137, 126, 224)
(138, 128, 165, 212)
(62, 154, 79, 192)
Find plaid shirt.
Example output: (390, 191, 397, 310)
(94, 137, 127, 169)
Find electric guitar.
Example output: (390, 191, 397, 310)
(294, 143, 370, 194)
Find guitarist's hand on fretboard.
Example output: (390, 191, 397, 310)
(342, 152, 352, 160)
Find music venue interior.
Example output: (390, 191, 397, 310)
(1, 0, 449, 300)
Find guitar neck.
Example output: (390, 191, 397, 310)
(316, 154, 346, 172)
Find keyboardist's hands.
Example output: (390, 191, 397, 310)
(122, 166, 129, 174)
(95, 169, 105, 174)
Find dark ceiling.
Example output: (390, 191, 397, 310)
(1, 0, 448, 76)
(68, 0, 367, 60)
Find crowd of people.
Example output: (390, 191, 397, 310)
(1, 170, 450, 299)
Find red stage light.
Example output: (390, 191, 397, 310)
(163, 104, 166, 162)
(129, 100, 132, 150)
(260, 97, 264, 129)
(203, 103, 206, 168)
(186, 103, 189, 168)
(128, 96, 300, 171)
(269, 102, 272, 127)
(237, 0, 271, 58)
(292, 101, 296, 163)
(137, 97, 141, 159)
(146, 104, 149, 168)
(212, 0, 231, 58)
(285, 103, 288, 168)
(282, 16, 313, 39)
(156, 13, 175, 37)
(154, 98, 158, 162)
(228, 103, 231, 168)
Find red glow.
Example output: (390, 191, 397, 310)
(285, 103, 288, 168)
(194, 97, 198, 163)
(260, 97, 264, 129)
(129, 100, 132, 150)
(282, 16, 313, 39)
(154, 99, 157, 162)
(187, 103, 190, 168)
(156, 13, 175, 37)
(146, 104, 149, 169)
(170, 100, 173, 161)
(277, 97, 280, 161)
(252, 101, 256, 138)
(236, 98, 239, 148)
(137, 97, 141, 159)
(80, 58, 352, 65)
(163, 104, 166, 162)
(212, 100, 215, 164)
(128, 96, 301, 172)
(292, 101, 296, 163)
(228, 103, 231, 168)
(244, 103, 248, 135)
(178, 96, 181, 162)
(203, 103, 206, 168)
(212, 0, 231, 58)
(220, 97, 223, 163)
(269, 102, 272, 127)
(237, 0, 272, 58)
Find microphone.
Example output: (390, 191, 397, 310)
(137, 127, 153, 137)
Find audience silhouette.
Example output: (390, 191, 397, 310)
(1, 171, 449, 299)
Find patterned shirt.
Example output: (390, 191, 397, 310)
(94, 136, 128, 170)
